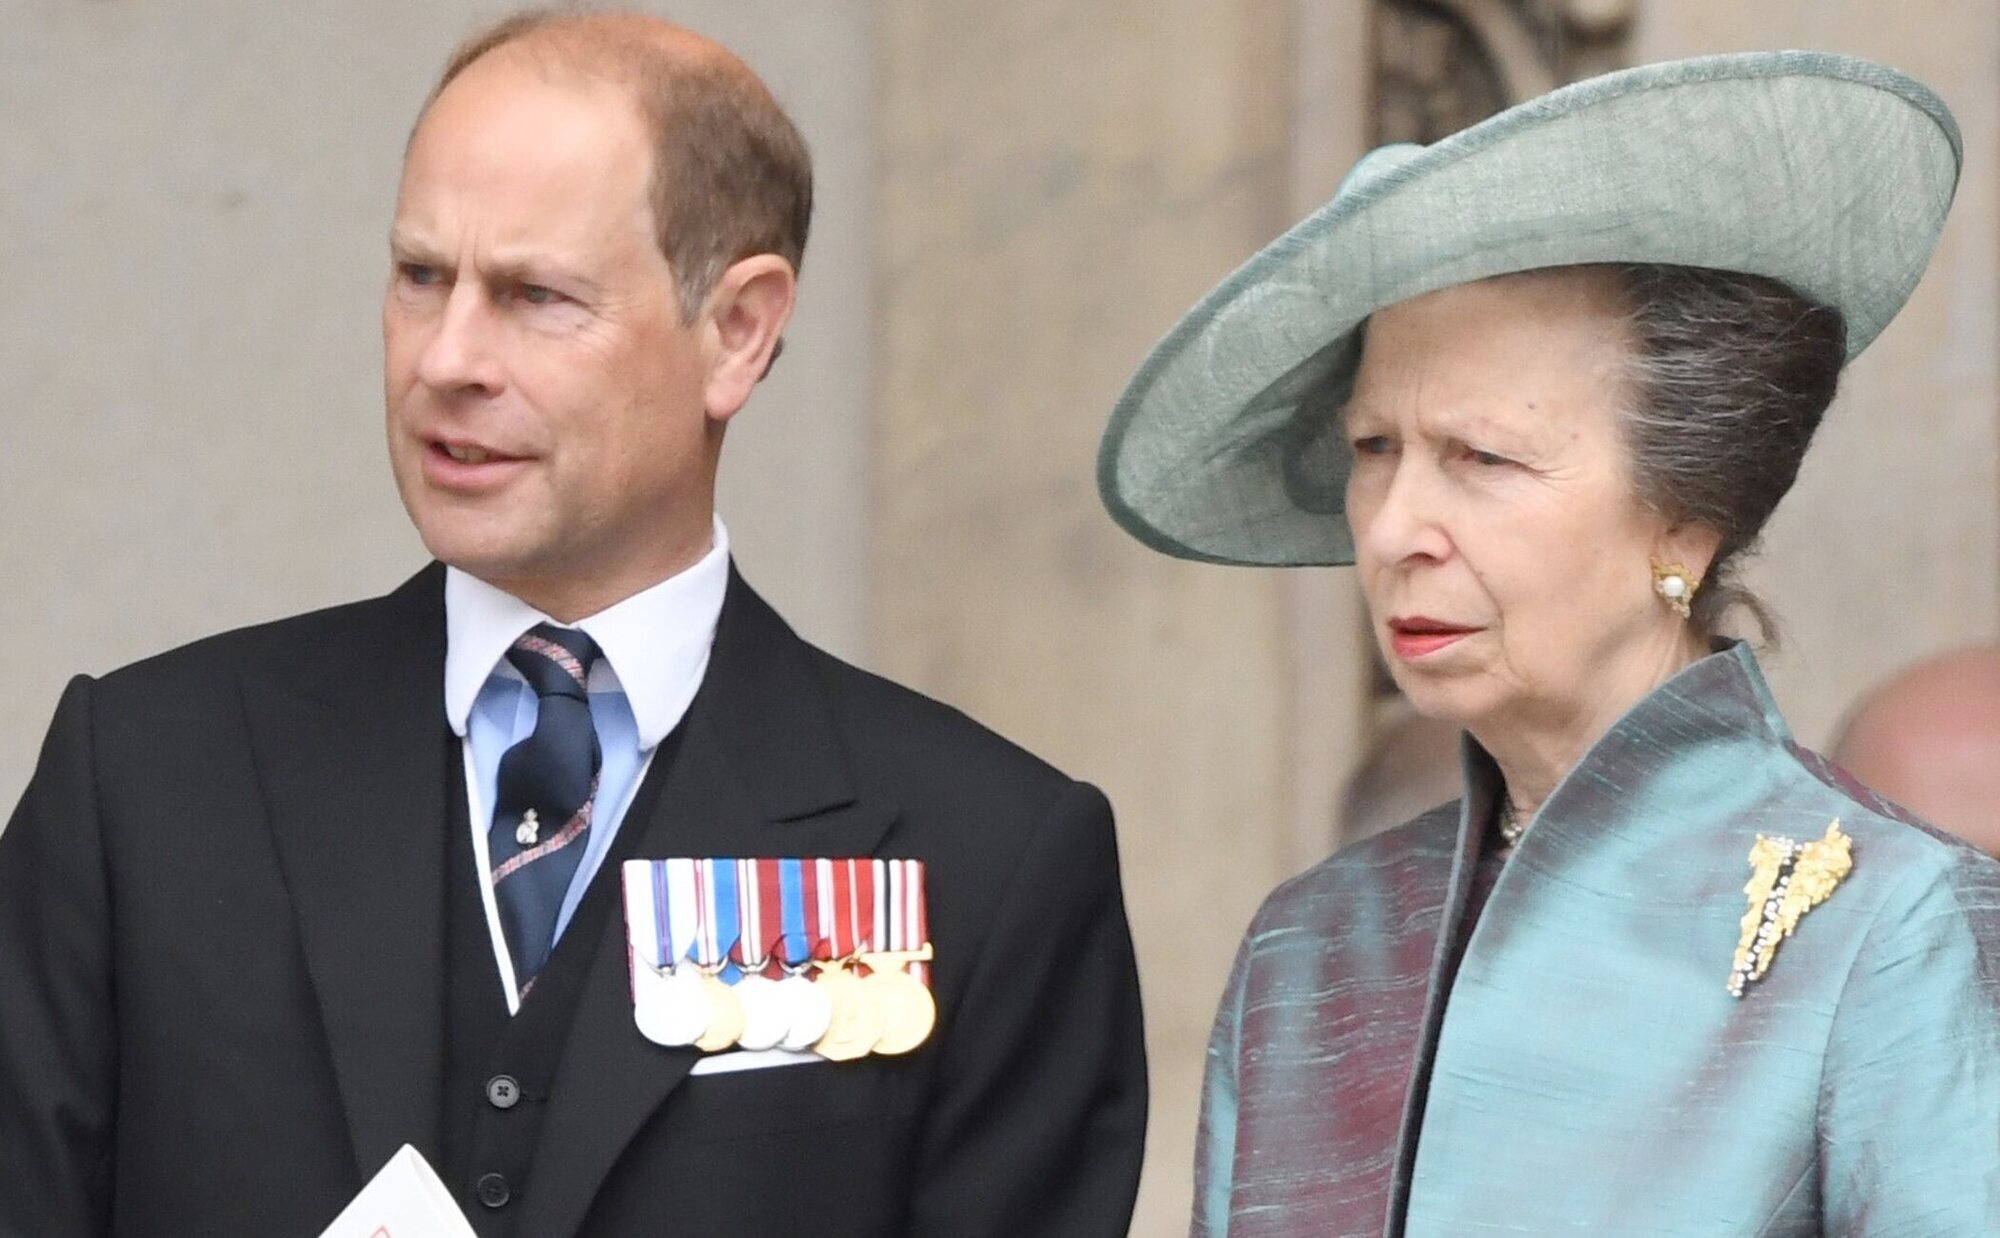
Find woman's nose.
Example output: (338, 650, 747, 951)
(1358, 457, 1452, 567)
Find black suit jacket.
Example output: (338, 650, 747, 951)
(0, 566, 1147, 1236)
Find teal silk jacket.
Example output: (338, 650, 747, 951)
(1195, 644, 2000, 1235)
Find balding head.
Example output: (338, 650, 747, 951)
(417, 8, 812, 320)
(1832, 646, 2000, 856)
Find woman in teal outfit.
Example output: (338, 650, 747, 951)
(1099, 53, 2000, 1235)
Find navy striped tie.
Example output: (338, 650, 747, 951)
(489, 624, 603, 990)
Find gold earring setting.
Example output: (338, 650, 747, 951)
(1651, 559, 1698, 619)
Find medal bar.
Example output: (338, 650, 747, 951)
(623, 857, 934, 1058)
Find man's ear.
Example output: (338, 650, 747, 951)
(701, 254, 797, 424)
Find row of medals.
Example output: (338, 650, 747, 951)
(635, 944, 935, 1061)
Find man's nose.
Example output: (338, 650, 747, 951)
(414, 282, 504, 395)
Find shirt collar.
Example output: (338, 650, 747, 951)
(443, 515, 731, 749)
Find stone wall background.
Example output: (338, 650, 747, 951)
(5, 3, 1995, 1233)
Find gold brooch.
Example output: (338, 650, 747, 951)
(1727, 821, 1852, 998)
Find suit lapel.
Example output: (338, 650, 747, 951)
(520, 569, 895, 1238)
(245, 567, 451, 1180)
(1381, 743, 1492, 1238)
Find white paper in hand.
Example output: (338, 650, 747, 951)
(317, 1144, 479, 1238)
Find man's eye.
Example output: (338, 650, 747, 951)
(399, 263, 441, 286)
(1351, 435, 1395, 456)
(518, 284, 561, 306)
(1467, 447, 1511, 467)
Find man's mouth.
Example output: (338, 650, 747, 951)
(429, 437, 526, 466)
(420, 437, 530, 493)
(442, 443, 498, 465)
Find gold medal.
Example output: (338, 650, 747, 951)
(863, 969, 936, 1055)
(811, 964, 881, 1061)
(856, 945, 936, 1055)
(694, 972, 746, 1051)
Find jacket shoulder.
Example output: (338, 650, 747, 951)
(799, 644, 1079, 805)
(1757, 741, 2000, 981)
(1785, 739, 1996, 874)
(91, 570, 437, 703)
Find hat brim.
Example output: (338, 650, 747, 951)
(1098, 51, 1962, 567)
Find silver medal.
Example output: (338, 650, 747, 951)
(776, 972, 834, 1051)
(731, 973, 792, 1051)
(633, 965, 713, 1047)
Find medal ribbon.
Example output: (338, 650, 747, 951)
(619, 859, 660, 983)
(843, 857, 877, 961)
(721, 857, 745, 981)
(731, 857, 757, 972)
(865, 859, 928, 981)
(872, 858, 890, 956)
(823, 858, 865, 961)
(905, 859, 928, 983)
(881, 858, 899, 954)
(652, 861, 671, 972)
(748, 858, 785, 977)
(693, 857, 744, 980)
(629, 857, 925, 981)
(778, 857, 812, 968)
(732, 857, 778, 976)
(815, 858, 840, 961)
(657, 858, 699, 972)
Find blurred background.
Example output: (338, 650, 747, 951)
(4, 1, 1996, 1231)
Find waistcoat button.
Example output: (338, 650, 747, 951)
(486, 1074, 522, 1109)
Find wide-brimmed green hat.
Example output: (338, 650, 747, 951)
(1097, 51, 1960, 567)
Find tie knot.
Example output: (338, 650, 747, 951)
(506, 624, 602, 700)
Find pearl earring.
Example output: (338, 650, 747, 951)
(1650, 559, 1698, 619)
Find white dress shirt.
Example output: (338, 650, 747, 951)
(443, 516, 730, 1012)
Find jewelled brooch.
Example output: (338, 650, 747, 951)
(1728, 821, 1852, 998)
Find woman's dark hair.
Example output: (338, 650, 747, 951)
(1611, 264, 1848, 640)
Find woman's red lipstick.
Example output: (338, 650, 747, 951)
(1387, 617, 1479, 660)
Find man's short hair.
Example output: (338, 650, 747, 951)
(425, 9, 814, 321)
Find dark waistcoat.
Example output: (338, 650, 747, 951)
(441, 728, 684, 1233)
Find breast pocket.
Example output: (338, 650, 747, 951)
(663, 1053, 921, 1144)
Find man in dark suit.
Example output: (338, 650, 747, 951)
(0, 11, 1147, 1235)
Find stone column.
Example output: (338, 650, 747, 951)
(874, 1, 1339, 1228)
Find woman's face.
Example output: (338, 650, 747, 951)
(1343, 268, 1708, 746)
